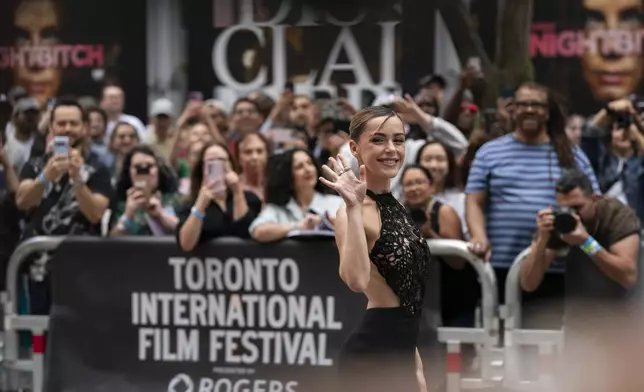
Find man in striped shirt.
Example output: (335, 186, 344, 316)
(465, 82, 600, 320)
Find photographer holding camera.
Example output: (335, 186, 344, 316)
(521, 169, 641, 330)
(583, 98, 644, 223)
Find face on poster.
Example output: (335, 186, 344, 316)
(0, 0, 144, 106)
(531, 0, 644, 111)
(579, 0, 643, 102)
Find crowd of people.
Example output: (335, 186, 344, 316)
(0, 64, 643, 356)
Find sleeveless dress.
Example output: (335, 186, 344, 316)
(338, 190, 432, 392)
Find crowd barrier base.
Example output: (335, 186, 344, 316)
(438, 328, 503, 392)
(501, 247, 565, 391)
(429, 240, 501, 392)
(1, 236, 62, 392)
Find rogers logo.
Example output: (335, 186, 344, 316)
(168, 374, 193, 392)
(167, 375, 298, 392)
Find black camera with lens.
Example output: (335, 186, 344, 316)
(134, 164, 152, 175)
(552, 206, 577, 234)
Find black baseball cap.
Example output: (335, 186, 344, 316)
(419, 74, 447, 89)
(319, 118, 350, 135)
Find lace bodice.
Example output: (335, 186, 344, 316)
(367, 189, 431, 317)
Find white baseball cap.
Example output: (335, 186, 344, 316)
(150, 98, 175, 117)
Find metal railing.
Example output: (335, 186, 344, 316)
(3, 236, 63, 392)
(429, 239, 502, 391)
(501, 247, 564, 391)
(0, 237, 501, 392)
(13, 237, 633, 391)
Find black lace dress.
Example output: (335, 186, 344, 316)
(338, 190, 432, 392)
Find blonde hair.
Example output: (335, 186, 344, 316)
(349, 106, 401, 141)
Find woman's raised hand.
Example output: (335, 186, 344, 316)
(319, 155, 367, 208)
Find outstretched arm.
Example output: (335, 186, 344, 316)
(320, 155, 371, 292)
(333, 203, 371, 292)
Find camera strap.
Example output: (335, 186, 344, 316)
(429, 198, 442, 234)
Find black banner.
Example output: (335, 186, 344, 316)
(44, 237, 366, 392)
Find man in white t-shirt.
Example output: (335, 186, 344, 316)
(100, 85, 146, 143)
(145, 98, 176, 161)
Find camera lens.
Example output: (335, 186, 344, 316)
(554, 212, 576, 234)
(135, 164, 151, 174)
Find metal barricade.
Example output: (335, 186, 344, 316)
(2, 237, 500, 392)
(2, 236, 63, 392)
(501, 247, 563, 391)
(429, 239, 502, 391)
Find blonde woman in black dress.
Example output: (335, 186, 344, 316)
(320, 106, 431, 392)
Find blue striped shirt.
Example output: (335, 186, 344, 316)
(465, 134, 600, 268)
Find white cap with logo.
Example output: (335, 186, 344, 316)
(150, 98, 175, 117)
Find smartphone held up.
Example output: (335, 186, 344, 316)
(188, 91, 204, 102)
(53, 136, 69, 157)
(467, 57, 481, 72)
(205, 159, 226, 193)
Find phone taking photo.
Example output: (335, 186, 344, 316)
(271, 128, 293, 144)
(188, 91, 204, 101)
(53, 136, 69, 156)
(337, 85, 348, 99)
(467, 57, 481, 71)
(205, 160, 226, 193)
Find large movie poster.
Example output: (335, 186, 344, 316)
(0, 0, 147, 118)
(433, 0, 644, 115)
(186, 0, 403, 110)
(530, 0, 644, 114)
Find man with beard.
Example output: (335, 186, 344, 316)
(16, 97, 112, 237)
(465, 82, 600, 325)
(520, 169, 641, 391)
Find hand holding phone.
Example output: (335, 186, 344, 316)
(467, 57, 481, 72)
(189, 91, 204, 102)
(318, 212, 335, 232)
(205, 160, 226, 194)
(125, 187, 147, 217)
(271, 128, 294, 144)
(53, 136, 69, 157)
(44, 137, 70, 181)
